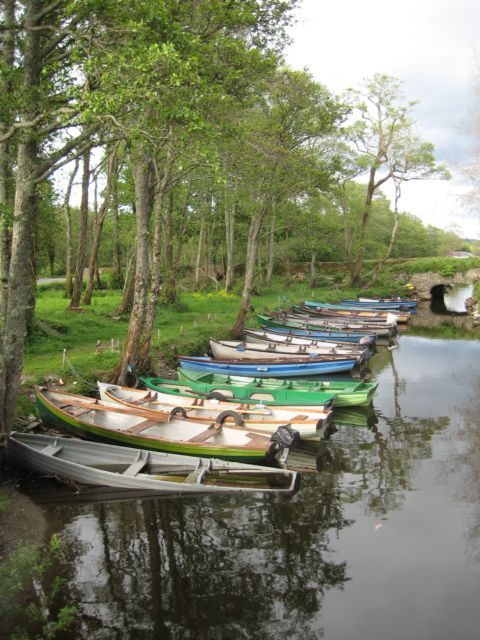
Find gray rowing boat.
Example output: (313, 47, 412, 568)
(7, 432, 299, 495)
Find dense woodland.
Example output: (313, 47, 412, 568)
(0, 0, 468, 442)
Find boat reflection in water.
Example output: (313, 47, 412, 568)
(7, 294, 480, 639)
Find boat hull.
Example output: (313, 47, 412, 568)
(178, 355, 357, 377)
(35, 388, 281, 464)
(8, 432, 298, 494)
(171, 370, 379, 407)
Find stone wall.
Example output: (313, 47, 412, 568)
(398, 268, 480, 301)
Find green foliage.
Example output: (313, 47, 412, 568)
(388, 256, 480, 275)
(0, 535, 77, 639)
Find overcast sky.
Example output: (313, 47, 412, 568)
(285, 0, 480, 238)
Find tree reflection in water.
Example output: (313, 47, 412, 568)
(38, 481, 349, 639)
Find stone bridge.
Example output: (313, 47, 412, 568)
(404, 268, 480, 300)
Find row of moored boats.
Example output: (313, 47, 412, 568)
(8, 296, 417, 496)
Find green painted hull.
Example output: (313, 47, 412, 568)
(332, 406, 378, 428)
(142, 371, 377, 407)
(36, 391, 272, 464)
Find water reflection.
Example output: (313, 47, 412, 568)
(17, 480, 351, 639)
(7, 307, 480, 639)
(443, 283, 473, 313)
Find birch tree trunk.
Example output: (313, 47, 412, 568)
(117, 250, 136, 315)
(265, 217, 275, 287)
(310, 251, 317, 288)
(164, 190, 176, 304)
(68, 148, 91, 309)
(284, 230, 291, 286)
(368, 180, 402, 287)
(83, 153, 116, 305)
(230, 203, 268, 338)
(63, 159, 79, 297)
(111, 156, 122, 288)
(112, 150, 153, 385)
(0, 0, 40, 441)
(0, 0, 15, 328)
(194, 214, 205, 291)
(139, 145, 173, 366)
(350, 168, 376, 286)
(224, 185, 235, 291)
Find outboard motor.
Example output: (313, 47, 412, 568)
(269, 424, 301, 465)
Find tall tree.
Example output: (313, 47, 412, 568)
(341, 74, 447, 285)
(0, 1, 97, 443)
(230, 69, 344, 336)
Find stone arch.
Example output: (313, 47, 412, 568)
(401, 268, 480, 300)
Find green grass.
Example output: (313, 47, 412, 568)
(26, 278, 362, 389)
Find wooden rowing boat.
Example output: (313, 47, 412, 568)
(298, 302, 410, 323)
(97, 382, 332, 439)
(256, 322, 376, 345)
(261, 313, 395, 337)
(139, 375, 339, 409)
(209, 338, 367, 364)
(242, 328, 371, 353)
(35, 387, 296, 463)
(172, 369, 379, 407)
(7, 431, 299, 495)
(178, 354, 358, 377)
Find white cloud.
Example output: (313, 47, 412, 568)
(286, 0, 480, 236)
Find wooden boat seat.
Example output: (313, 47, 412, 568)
(126, 419, 159, 435)
(290, 414, 308, 420)
(41, 444, 63, 457)
(71, 407, 94, 417)
(188, 425, 222, 443)
(123, 451, 149, 476)
(185, 461, 209, 484)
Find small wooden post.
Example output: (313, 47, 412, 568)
(96, 340, 101, 354)
(62, 348, 67, 368)
(180, 325, 184, 335)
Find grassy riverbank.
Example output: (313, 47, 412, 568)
(26, 278, 375, 384)
(16, 274, 410, 419)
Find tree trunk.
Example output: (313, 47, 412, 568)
(111, 151, 153, 385)
(194, 214, 205, 291)
(63, 160, 79, 297)
(139, 145, 173, 367)
(68, 147, 91, 309)
(337, 183, 354, 281)
(351, 168, 376, 286)
(284, 230, 291, 286)
(0, 0, 40, 441)
(111, 156, 122, 288)
(164, 189, 176, 304)
(117, 250, 136, 315)
(265, 217, 275, 287)
(224, 185, 235, 291)
(310, 251, 317, 288)
(230, 204, 268, 338)
(206, 218, 218, 289)
(368, 181, 402, 287)
(0, 0, 15, 328)
(83, 152, 116, 305)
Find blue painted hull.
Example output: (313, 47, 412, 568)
(178, 356, 356, 377)
(259, 325, 376, 345)
(304, 300, 415, 313)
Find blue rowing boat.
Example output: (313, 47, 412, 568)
(177, 355, 357, 378)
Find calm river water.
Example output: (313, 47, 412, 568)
(5, 286, 480, 639)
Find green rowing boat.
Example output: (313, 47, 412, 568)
(141, 370, 377, 407)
